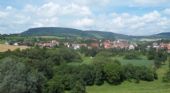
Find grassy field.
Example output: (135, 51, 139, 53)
(112, 56, 154, 67)
(0, 40, 5, 44)
(73, 56, 154, 67)
(0, 44, 28, 52)
(86, 60, 170, 93)
(68, 56, 170, 93)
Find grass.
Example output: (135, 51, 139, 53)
(68, 56, 170, 93)
(69, 56, 154, 67)
(86, 60, 170, 93)
(112, 56, 154, 67)
(0, 44, 28, 52)
(0, 40, 5, 44)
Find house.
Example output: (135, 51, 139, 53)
(36, 40, 59, 48)
(167, 44, 170, 53)
(89, 43, 99, 48)
(129, 44, 135, 50)
(112, 40, 129, 49)
(72, 44, 87, 50)
(156, 43, 170, 53)
(103, 40, 112, 49)
(64, 42, 70, 48)
(72, 44, 80, 50)
(152, 42, 159, 48)
(14, 42, 19, 46)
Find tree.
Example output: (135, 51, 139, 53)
(94, 65, 104, 85)
(154, 50, 167, 68)
(123, 64, 136, 80)
(103, 60, 123, 85)
(147, 48, 156, 60)
(162, 57, 170, 83)
(0, 58, 46, 93)
(79, 65, 95, 86)
(71, 81, 86, 93)
(46, 75, 65, 93)
(163, 71, 170, 83)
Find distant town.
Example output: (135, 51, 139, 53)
(4, 38, 170, 53)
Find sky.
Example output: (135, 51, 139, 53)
(0, 0, 170, 36)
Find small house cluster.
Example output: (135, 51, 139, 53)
(35, 40, 59, 48)
(34, 39, 138, 50)
(103, 40, 137, 50)
(148, 42, 170, 53)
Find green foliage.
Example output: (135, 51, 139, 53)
(103, 60, 123, 85)
(0, 58, 46, 93)
(162, 57, 170, 83)
(154, 50, 167, 68)
(79, 65, 96, 86)
(123, 53, 141, 60)
(71, 81, 86, 93)
(46, 75, 65, 93)
(94, 64, 104, 85)
(0, 47, 159, 93)
(162, 71, 170, 83)
(123, 64, 157, 82)
(96, 51, 112, 57)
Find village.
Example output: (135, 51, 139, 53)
(5, 38, 170, 53)
(5, 39, 137, 50)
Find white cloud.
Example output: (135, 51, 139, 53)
(0, 11, 8, 18)
(33, 17, 58, 27)
(73, 18, 94, 28)
(62, 3, 92, 16)
(91, 10, 170, 35)
(0, 1, 170, 35)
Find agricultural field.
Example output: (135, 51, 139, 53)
(0, 44, 28, 52)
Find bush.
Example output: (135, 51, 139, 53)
(103, 60, 123, 85)
(123, 53, 141, 60)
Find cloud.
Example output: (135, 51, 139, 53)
(73, 18, 94, 28)
(0, 11, 8, 18)
(92, 11, 170, 35)
(0, 1, 170, 35)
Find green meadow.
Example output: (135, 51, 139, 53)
(86, 61, 170, 93)
(68, 56, 170, 93)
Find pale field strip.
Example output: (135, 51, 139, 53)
(0, 44, 28, 52)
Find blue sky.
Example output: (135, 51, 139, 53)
(0, 0, 170, 35)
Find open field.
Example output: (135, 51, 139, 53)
(0, 44, 28, 52)
(0, 40, 5, 44)
(70, 56, 154, 67)
(112, 56, 154, 67)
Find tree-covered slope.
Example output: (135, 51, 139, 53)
(21, 27, 170, 40)
(21, 27, 131, 39)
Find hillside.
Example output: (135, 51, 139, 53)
(21, 27, 170, 40)
(21, 27, 131, 40)
(151, 32, 170, 39)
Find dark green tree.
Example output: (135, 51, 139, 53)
(0, 58, 46, 93)
(46, 75, 65, 93)
(103, 60, 123, 85)
(71, 81, 86, 93)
